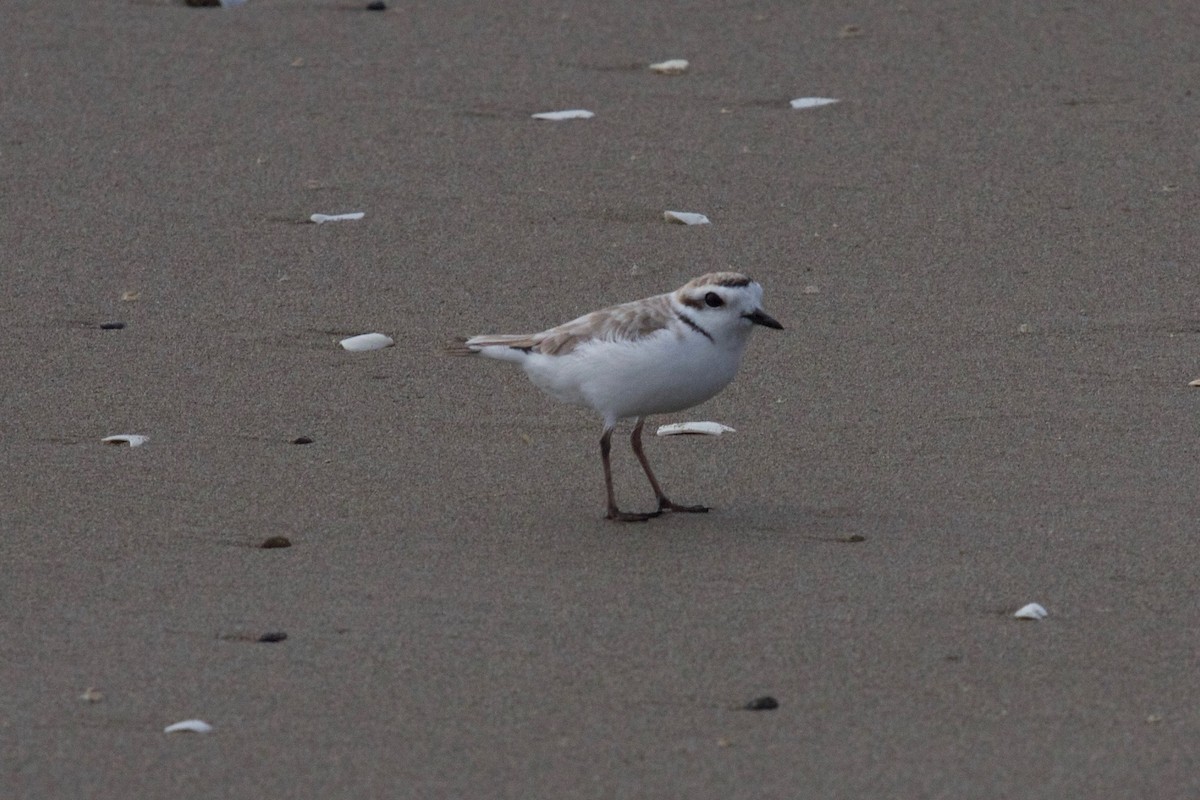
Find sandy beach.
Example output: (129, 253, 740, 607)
(3, 1, 1199, 796)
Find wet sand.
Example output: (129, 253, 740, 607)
(4, 1, 1199, 797)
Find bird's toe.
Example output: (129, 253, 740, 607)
(607, 509, 664, 522)
(659, 499, 710, 514)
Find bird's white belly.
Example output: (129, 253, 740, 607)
(522, 331, 745, 421)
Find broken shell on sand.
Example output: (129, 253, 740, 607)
(101, 434, 149, 447)
(656, 421, 736, 437)
(649, 59, 689, 75)
(339, 333, 394, 351)
(1013, 603, 1048, 620)
(663, 210, 711, 225)
(789, 97, 840, 109)
(531, 109, 595, 121)
(310, 212, 365, 224)
(164, 719, 214, 734)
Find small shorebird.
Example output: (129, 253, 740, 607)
(451, 272, 782, 521)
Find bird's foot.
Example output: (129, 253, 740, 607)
(606, 508, 664, 523)
(658, 498, 710, 514)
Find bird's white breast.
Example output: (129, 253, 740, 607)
(521, 323, 749, 424)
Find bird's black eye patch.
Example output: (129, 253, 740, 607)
(704, 292, 724, 308)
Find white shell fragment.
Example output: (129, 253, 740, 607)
(656, 421, 736, 437)
(1014, 603, 1048, 620)
(663, 210, 711, 225)
(649, 59, 689, 75)
(101, 434, 149, 447)
(310, 212, 365, 224)
(1189, 378, 1200, 387)
(531, 109, 595, 121)
(339, 333, 395, 352)
(789, 97, 840, 109)
(164, 719, 214, 734)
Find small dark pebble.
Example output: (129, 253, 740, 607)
(185, 0, 222, 5)
(744, 696, 779, 711)
(258, 631, 288, 643)
(366, 0, 386, 9)
(291, 436, 314, 445)
(843, 534, 866, 543)
(99, 321, 126, 330)
(260, 536, 292, 549)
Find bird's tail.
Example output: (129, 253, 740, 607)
(445, 336, 479, 356)
(445, 334, 539, 356)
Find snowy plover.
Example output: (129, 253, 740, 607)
(451, 272, 782, 521)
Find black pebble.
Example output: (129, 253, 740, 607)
(291, 436, 314, 445)
(260, 536, 292, 549)
(258, 631, 288, 643)
(744, 696, 779, 711)
(99, 321, 126, 330)
(366, 1, 386, 9)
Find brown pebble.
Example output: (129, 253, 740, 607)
(260, 536, 292, 549)
(744, 696, 779, 711)
(258, 631, 288, 643)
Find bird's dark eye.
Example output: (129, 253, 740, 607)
(704, 292, 724, 308)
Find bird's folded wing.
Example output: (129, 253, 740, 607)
(449, 294, 674, 357)
(536, 295, 674, 355)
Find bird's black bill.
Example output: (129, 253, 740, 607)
(744, 309, 783, 329)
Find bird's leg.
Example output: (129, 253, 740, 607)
(602, 425, 661, 522)
(630, 418, 710, 514)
